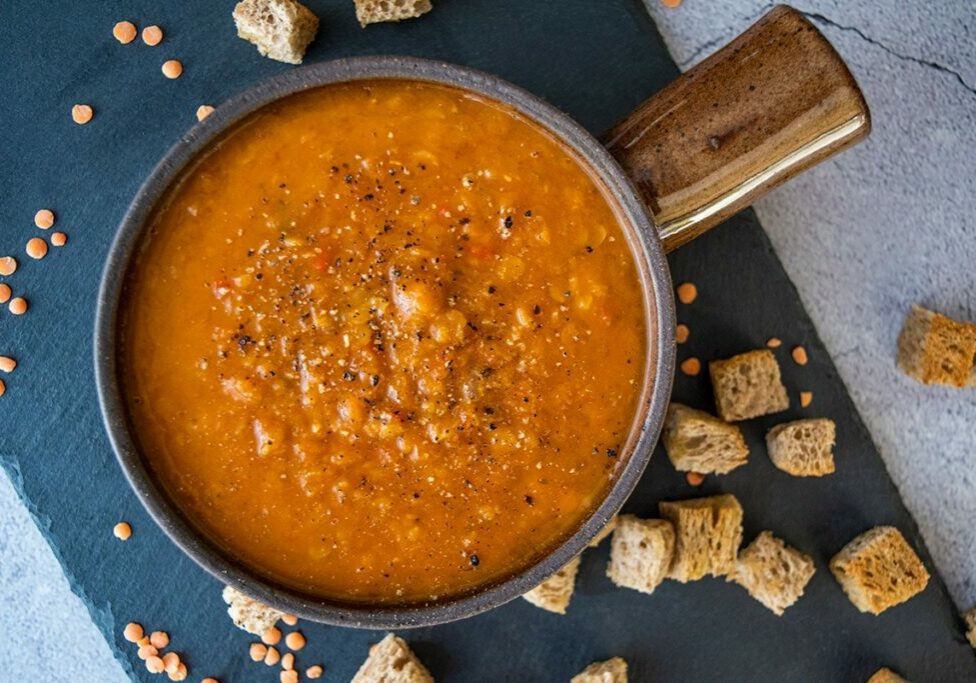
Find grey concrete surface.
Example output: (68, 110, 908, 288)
(1, 2, 973, 681)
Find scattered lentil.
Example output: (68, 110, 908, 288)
(680, 357, 701, 376)
(0, 256, 18, 276)
(139, 644, 159, 661)
(306, 665, 324, 679)
(676, 282, 697, 304)
(0, 357, 15, 373)
(162, 652, 180, 673)
(262, 626, 282, 646)
(0, 284, 9, 303)
(661, 0, 682, 7)
(800, 391, 813, 408)
(249, 643, 268, 662)
(142, 25, 163, 46)
(9, 297, 28, 315)
(0, 379, 5, 397)
(51, 232, 68, 247)
(202, 679, 219, 683)
(123, 621, 144, 642)
(264, 646, 281, 666)
(26, 237, 48, 260)
(766, 337, 782, 348)
(72, 104, 94, 125)
(791, 346, 809, 366)
(281, 652, 295, 670)
(113, 21, 137, 44)
(284, 631, 305, 651)
(146, 656, 165, 674)
(34, 209, 55, 229)
(137, 636, 151, 648)
(280, 671, 299, 683)
(686, 472, 705, 486)
(150, 631, 170, 649)
(162, 59, 183, 79)
(167, 662, 188, 681)
(675, 323, 689, 344)
(281, 614, 298, 626)
(196, 105, 215, 121)
(113, 522, 132, 540)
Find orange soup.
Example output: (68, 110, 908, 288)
(121, 80, 646, 604)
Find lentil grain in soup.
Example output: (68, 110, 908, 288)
(122, 80, 646, 604)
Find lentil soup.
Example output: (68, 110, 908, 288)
(121, 80, 647, 604)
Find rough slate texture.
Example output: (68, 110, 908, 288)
(0, 0, 973, 681)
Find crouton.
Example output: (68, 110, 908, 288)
(571, 657, 628, 683)
(522, 556, 581, 615)
(964, 606, 976, 649)
(830, 526, 929, 614)
(897, 304, 976, 388)
(659, 494, 743, 582)
(351, 633, 434, 683)
(233, 0, 319, 65)
(867, 668, 909, 683)
(222, 585, 283, 635)
(589, 515, 618, 548)
(765, 418, 836, 476)
(606, 516, 675, 595)
(663, 403, 749, 474)
(732, 531, 815, 615)
(709, 349, 789, 421)
(354, 0, 433, 27)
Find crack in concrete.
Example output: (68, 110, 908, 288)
(801, 10, 976, 97)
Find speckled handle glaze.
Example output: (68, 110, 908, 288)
(604, 5, 870, 252)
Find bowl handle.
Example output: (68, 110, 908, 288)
(603, 4, 870, 252)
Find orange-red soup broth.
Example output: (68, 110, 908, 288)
(122, 80, 646, 603)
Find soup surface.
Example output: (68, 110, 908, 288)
(122, 80, 646, 604)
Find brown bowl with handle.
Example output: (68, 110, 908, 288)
(95, 5, 869, 628)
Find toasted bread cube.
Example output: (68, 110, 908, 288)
(659, 494, 743, 582)
(964, 606, 976, 649)
(606, 516, 675, 595)
(709, 349, 789, 421)
(663, 403, 749, 474)
(588, 515, 618, 548)
(351, 633, 434, 683)
(867, 668, 909, 683)
(354, 0, 433, 27)
(571, 657, 628, 683)
(830, 526, 929, 615)
(233, 0, 319, 65)
(222, 585, 283, 635)
(732, 531, 815, 615)
(522, 556, 581, 615)
(766, 418, 836, 477)
(897, 304, 976, 388)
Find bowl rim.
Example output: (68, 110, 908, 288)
(93, 55, 676, 629)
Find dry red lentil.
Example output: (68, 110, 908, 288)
(113, 21, 137, 44)
(196, 105, 215, 121)
(146, 656, 165, 674)
(0, 284, 10, 303)
(161, 59, 183, 79)
(142, 25, 163, 46)
(113, 522, 132, 540)
(249, 643, 268, 662)
(0, 357, 15, 373)
(280, 671, 299, 683)
(685, 471, 705, 486)
(264, 646, 281, 666)
(284, 631, 305, 651)
(137, 644, 158, 660)
(675, 323, 689, 344)
(72, 104, 94, 125)
(9, 297, 28, 315)
(150, 631, 170, 649)
(34, 209, 55, 229)
(676, 282, 697, 304)
(281, 614, 298, 626)
(306, 665, 324, 679)
(792, 346, 809, 365)
(26, 237, 48, 260)
(0, 379, 6, 398)
(800, 391, 813, 408)
(766, 337, 782, 348)
(0, 256, 18, 276)
(262, 626, 282, 646)
(50, 232, 68, 247)
(680, 357, 701, 376)
(281, 652, 295, 670)
(168, 663, 188, 682)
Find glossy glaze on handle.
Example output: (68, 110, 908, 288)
(604, 5, 870, 252)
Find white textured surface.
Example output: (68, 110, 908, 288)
(1, 2, 973, 680)
(644, 0, 976, 610)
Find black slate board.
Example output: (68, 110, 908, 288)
(1, 1, 974, 681)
